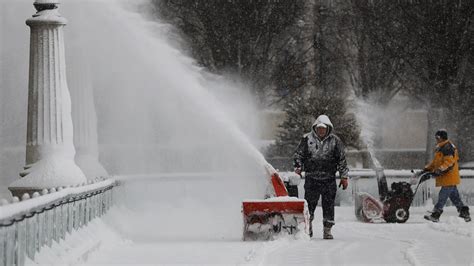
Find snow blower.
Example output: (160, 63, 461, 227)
(242, 166, 309, 240)
(355, 169, 433, 223)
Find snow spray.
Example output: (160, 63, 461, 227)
(354, 99, 384, 169)
(0, 0, 273, 240)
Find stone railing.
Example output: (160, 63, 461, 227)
(0, 178, 116, 266)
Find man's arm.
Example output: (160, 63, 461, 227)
(293, 136, 307, 169)
(436, 143, 457, 175)
(335, 137, 349, 178)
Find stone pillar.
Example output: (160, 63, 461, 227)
(9, 0, 86, 197)
(69, 57, 108, 179)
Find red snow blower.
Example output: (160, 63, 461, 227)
(242, 169, 309, 240)
(355, 168, 433, 223)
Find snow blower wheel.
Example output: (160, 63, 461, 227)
(394, 208, 409, 223)
(382, 181, 414, 223)
(384, 204, 410, 223)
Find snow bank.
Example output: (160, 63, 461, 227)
(26, 217, 125, 265)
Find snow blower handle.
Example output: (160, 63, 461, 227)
(418, 171, 434, 183)
(409, 170, 434, 205)
(411, 170, 432, 184)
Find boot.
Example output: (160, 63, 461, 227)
(424, 209, 443, 222)
(323, 226, 333, 240)
(459, 206, 471, 222)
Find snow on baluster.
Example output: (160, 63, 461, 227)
(25, 204, 37, 260)
(32, 192, 41, 257)
(0, 215, 8, 266)
(67, 197, 74, 234)
(15, 217, 27, 266)
(60, 198, 68, 240)
(85, 195, 91, 225)
(99, 192, 104, 216)
(53, 203, 61, 243)
(79, 197, 85, 228)
(20, 193, 36, 261)
(5, 220, 15, 266)
(74, 196, 80, 230)
(91, 194, 97, 220)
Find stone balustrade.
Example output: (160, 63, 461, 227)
(0, 178, 116, 266)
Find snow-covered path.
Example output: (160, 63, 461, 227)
(259, 212, 472, 266)
(73, 207, 472, 266)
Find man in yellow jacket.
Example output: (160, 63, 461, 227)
(424, 129, 471, 222)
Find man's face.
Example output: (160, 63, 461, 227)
(316, 127, 327, 138)
(435, 136, 443, 144)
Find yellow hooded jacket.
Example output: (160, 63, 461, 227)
(424, 139, 460, 187)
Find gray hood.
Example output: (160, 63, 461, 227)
(311, 114, 333, 136)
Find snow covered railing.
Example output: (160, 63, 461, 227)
(0, 178, 116, 266)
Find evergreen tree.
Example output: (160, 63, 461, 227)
(267, 91, 360, 158)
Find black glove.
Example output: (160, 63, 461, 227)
(433, 169, 442, 176)
(419, 172, 431, 183)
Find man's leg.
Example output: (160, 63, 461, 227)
(304, 178, 320, 237)
(321, 179, 337, 239)
(434, 186, 453, 211)
(425, 186, 451, 222)
(448, 187, 471, 222)
(448, 186, 464, 208)
(304, 178, 320, 219)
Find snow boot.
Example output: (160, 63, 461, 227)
(459, 206, 471, 222)
(323, 226, 333, 240)
(424, 209, 443, 222)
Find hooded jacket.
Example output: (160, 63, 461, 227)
(424, 139, 460, 187)
(293, 115, 349, 180)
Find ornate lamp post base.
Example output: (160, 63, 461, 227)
(10, 156, 86, 197)
(9, 0, 86, 196)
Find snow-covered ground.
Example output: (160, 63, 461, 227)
(28, 206, 473, 265)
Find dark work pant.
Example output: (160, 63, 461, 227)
(304, 178, 337, 227)
(434, 186, 465, 211)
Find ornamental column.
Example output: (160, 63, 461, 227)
(69, 55, 108, 179)
(9, 0, 86, 197)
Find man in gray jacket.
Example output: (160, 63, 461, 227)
(294, 115, 349, 239)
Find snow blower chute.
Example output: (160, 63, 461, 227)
(242, 166, 309, 240)
(355, 168, 433, 223)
